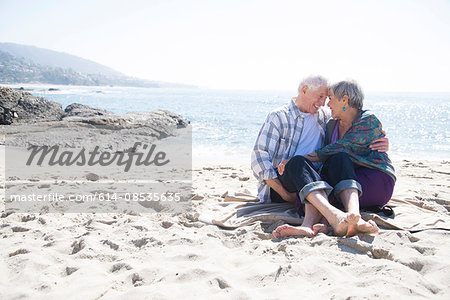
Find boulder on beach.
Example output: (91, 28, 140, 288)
(61, 103, 189, 138)
(1, 86, 191, 150)
(0, 86, 64, 124)
(63, 103, 113, 119)
(0, 86, 190, 131)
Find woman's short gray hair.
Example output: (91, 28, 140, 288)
(330, 80, 364, 110)
(298, 75, 328, 93)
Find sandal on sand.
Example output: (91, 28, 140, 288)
(361, 205, 394, 217)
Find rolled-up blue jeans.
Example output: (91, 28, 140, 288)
(270, 154, 363, 216)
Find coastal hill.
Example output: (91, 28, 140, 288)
(0, 42, 122, 77)
(0, 42, 194, 88)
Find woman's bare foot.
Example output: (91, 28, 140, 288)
(333, 213, 360, 237)
(346, 219, 379, 237)
(272, 224, 328, 238)
(346, 224, 358, 237)
(357, 219, 379, 234)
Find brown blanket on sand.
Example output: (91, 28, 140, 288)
(199, 194, 450, 232)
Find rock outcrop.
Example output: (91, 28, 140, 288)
(1, 86, 190, 151)
(0, 87, 64, 124)
(60, 103, 189, 139)
(63, 103, 112, 119)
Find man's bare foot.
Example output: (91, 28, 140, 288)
(313, 224, 329, 235)
(333, 213, 360, 237)
(273, 224, 315, 238)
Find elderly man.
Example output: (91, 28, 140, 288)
(251, 75, 388, 236)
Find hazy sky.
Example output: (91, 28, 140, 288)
(1, 0, 449, 92)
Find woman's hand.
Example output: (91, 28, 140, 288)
(278, 159, 290, 175)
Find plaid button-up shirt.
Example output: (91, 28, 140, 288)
(250, 99, 330, 202)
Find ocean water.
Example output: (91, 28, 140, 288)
(7, 84, 450, 162)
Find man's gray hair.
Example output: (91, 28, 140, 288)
(298, 75, 328, 93)
(330, 80, 364, 110)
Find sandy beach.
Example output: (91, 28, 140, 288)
(1, 0, 449, 298)
(1, 151, 449, 299)
(0, 85, 449, 299)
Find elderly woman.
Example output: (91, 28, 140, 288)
(274, 80, 395, 237)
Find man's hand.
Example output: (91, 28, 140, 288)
(370, 130, 389, 152)
(277, 159, 290, 175)
(265, 177, 297, 203)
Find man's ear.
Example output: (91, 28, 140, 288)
(301, 85, 308, 94)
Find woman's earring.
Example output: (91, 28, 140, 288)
(343, 107, 346, 111)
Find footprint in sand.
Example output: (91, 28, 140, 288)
(214, 277, 230, 289)
(11, 226, 30, 232)
(131, 238, 153, 248)
(21, 215, 36, 222)
(371, 248, 394, 260)
(161, 221, 173, 229)
(411, 245, 435, 255)
(337, 238, 394, 261)
(132, 273, 144, 285)
(132, 225, 148, 231)
(71, 240, 85, 254)
(111, 263, 133, 273)
(66, 267, 79, 276)
(9, 249, 29, 257)
(102, 240, 119, 250)
(1, 211, 14, 218)
(403, 259, 425, 272)
(43, 241, 55, 247)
